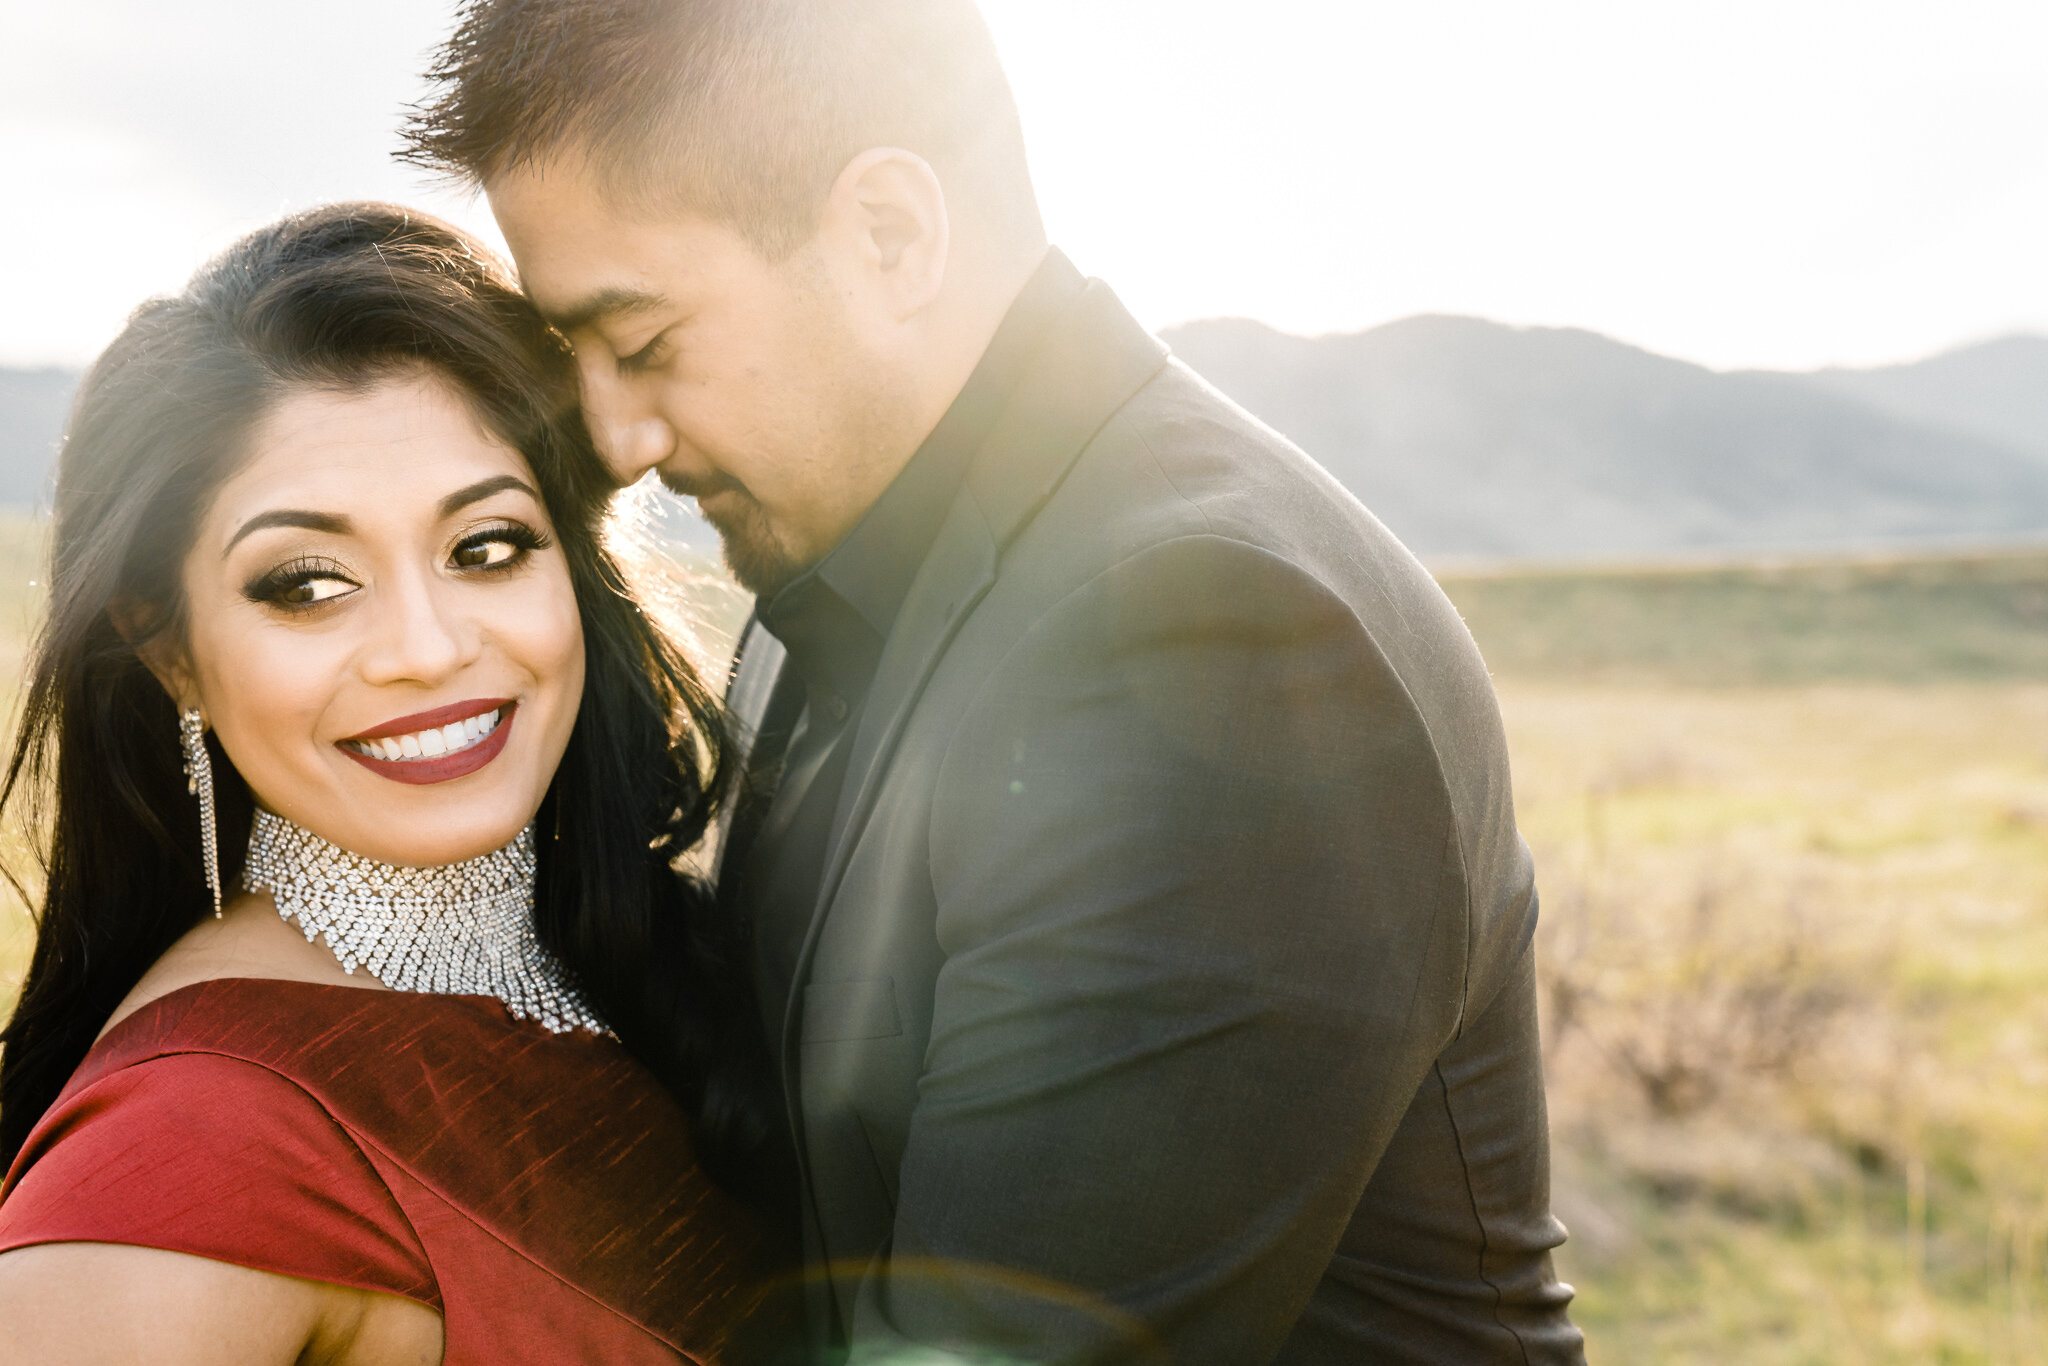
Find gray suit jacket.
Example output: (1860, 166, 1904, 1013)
(723, 273, 1583, 1364)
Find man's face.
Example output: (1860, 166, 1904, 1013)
(488, 160, 917, 597)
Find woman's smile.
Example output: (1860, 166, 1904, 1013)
(338, 698, 518, 786)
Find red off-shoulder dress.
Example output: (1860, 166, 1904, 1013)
(0, 977, 774, 1364)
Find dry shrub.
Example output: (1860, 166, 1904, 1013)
(1533, 829, 1914, 1234)
(1542, 863, 1863, 1121)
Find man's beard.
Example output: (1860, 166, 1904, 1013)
(665, 472, 806, 600)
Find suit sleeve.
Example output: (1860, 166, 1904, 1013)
(848, 534, 1473, 1362)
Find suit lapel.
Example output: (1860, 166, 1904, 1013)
(775, 279, 1171, 1077)
(774, 500, 998, 1075)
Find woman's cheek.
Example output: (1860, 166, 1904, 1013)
(197, 628, 342, 818)
(550, 606, 587, 736)
(510, 570, 585, 745)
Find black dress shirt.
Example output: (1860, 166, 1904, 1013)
(734, 251, 1086, 1037)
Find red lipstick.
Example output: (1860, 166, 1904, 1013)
(337, 699, 517, 787)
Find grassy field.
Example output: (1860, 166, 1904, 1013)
(1438, 552, 2048, 1364)
(1444, 549, 2048, 684)
(2, 521, 2045, 1361)
(0, 514, 45, 992)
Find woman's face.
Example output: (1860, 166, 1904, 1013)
(173, 369, 585, 867)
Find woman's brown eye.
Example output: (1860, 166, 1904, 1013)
(281, 576, 354, 605)
(454, 539, 520, 569)
(452, 525, 545, 570)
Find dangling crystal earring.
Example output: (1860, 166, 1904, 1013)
(178, 709, 222, 918)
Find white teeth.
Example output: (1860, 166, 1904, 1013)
(350, 707, 505, 763)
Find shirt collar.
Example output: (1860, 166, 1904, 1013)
(787, 248, 1086, 642)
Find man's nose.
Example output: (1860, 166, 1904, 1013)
(578, 354, 678, 487)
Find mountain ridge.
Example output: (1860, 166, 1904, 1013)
(1804, 335, 2048, 460)
(0, 368, 76, 510)
(7, 318, 2048, 562)
(1160, 314, 2048, 561)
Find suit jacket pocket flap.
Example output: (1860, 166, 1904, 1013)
(802, 978, 903, 1044)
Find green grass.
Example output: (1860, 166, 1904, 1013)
(1440, 549, 2048, 685)
(1508, 679, 2048, 1362)
(1433, 549, 2048, 1361)
(0, 512, 44, 1017)
(1461, 539, 2048, 1362)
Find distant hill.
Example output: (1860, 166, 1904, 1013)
(0, 368, 72, 510)
(1162, 316, 2048, 562)
(0, 368, 734, 555)
(9, 319, 2048, 561)
(1805, 336, 2048, 460)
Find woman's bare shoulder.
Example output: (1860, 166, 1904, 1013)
(0, 1241, 441, 1366)
(101, 891, 388, 1041)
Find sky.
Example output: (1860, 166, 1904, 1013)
(3, 0, 2044, 373)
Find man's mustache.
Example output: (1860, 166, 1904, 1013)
(656, 470, 748, 506)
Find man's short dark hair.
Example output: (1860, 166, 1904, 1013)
(403, 0, 1043, 257)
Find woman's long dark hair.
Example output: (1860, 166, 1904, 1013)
(0, 203, 781, 1200)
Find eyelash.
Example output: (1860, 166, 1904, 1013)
(616, 330, 670, 376)
(451, 522, 552, 570)
(244, 555, 358, 610)
(242, 523, 553, 611)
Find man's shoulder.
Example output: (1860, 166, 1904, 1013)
(1087, 355, 1326, 503)
(969, 343, 1538, 1003)
(1027, 355, 1465, 664)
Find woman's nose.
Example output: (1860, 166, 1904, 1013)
(577, 354, 678, 487)
(357, 574, 476, 688)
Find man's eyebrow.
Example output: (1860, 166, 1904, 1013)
(223, 510, 349, 556)
(439, 475, 541, 520)
(546, 286, 668, 335)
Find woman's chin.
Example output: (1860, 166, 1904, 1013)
(278, 776, 545, 870)
(344, 818, 536, 870)
(282, 723, 562, 866)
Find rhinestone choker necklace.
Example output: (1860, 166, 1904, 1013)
(242, 809, 607, 1035)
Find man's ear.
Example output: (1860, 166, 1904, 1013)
(822, 147, 951, 321)
(109, 598, 199, 714)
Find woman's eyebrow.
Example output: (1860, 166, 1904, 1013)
(223, 510, 349, 556)
(439, 475, 540, 519)
(221, 477, 538, 556)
